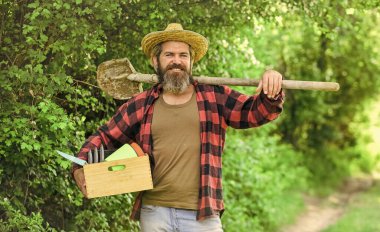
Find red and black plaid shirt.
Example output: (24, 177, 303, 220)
(73, 82, 284, 221)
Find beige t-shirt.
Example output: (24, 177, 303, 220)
(142, 92, 200, 210)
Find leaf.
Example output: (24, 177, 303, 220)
(27, 2, 39, 8)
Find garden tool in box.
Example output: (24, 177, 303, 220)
(57, 142, 152, 198)
(56, 142, 145, 165)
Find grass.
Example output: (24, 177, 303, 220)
(323, 180, 380, 232)
(271, 190, 305, 231)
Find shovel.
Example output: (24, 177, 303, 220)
(97, 58, 340, 100)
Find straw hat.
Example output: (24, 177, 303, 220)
(141, 23, 208, 63)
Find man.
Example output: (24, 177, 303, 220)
(73, 23, 284, 232)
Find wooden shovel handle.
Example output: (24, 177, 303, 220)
(125, 73, 340, 91)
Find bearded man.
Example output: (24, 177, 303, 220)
(72, 23, 284, 232)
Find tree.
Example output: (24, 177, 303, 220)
(1, 0, 379, 231)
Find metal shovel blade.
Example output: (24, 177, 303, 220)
(97, 58, 143, 100)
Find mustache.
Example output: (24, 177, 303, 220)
(165, 63, 186, 71)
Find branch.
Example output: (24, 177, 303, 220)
(73, 79, 100, 89)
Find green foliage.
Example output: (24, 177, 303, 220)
(1, 0, 379, 231)
(0, 0, 136, 230)
(71, 196, 140, 231)
(239, 2, 380, 188)
(323, 181, 380, 232)
(0, 198, 54, 232)
(222, 124, 308, 231)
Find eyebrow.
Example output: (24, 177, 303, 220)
(163, 51, 190, 55)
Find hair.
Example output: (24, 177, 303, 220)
(151, 42, 195, 62)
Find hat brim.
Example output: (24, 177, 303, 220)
(141, 30, 208, 63)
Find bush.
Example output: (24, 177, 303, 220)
(222, 124, 308, 231)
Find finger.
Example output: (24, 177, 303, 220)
(78, 178, 87, 195)
(256, 80, 263, 93)
(268, 76, 274, 98)
(74, 169, 87, 188)
(74, 170, 82, 185)
(271, 76, 279, 97)
(76, 179, 85, 191)
(274, 76, 282, 95)
(80, 185, 88, 198)
(262, 74, 269, 94)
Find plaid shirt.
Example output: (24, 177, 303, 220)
(73, 82, 284, 221)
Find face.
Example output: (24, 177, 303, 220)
(153, 41, 193, 94)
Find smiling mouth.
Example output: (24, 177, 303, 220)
(169, 68, 184, 72)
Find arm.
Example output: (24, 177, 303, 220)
(72, 102, 135, 171)
(71, 94, 147, 195)
(221, 70, 284, 128)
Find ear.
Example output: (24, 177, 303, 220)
(151, 56, 158, 71)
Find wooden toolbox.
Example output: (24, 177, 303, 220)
(83, 156, 153, 198)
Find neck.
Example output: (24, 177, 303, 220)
(162, 84, 194, 105)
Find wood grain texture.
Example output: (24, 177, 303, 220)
(84, 156, 153, 198)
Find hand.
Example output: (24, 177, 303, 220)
(256, 70, 283, 99)
(73, 168, 88, 198)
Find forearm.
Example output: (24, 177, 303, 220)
(225, 87, 284, 128)
(71, 104, 134, 176)
(249, 90, 284, 124)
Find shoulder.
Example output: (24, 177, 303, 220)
(195, 83, 230, 94)
(118, 85, 159, 112)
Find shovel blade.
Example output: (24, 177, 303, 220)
(97, 58, 142, 100)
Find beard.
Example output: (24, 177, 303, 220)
(156, 61, 194, 94)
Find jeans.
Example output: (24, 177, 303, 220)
(140, 205, 223, 232)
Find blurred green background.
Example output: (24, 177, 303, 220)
(1, 0, 379, 231)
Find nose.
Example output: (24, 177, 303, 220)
(172, 54, 181, 64)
